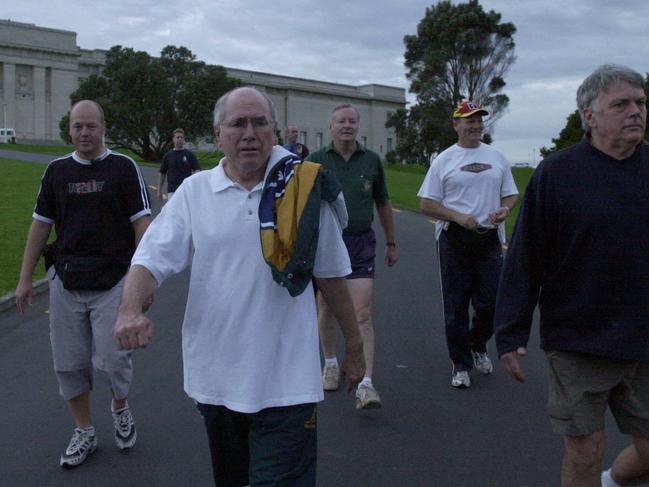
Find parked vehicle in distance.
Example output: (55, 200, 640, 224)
(0, 128, 16, 143)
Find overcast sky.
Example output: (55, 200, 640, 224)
(5, 0, 649, 163)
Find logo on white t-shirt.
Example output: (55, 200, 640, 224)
(460, 163, 492, 173)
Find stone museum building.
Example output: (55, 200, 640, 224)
(0, 19, 405, 156)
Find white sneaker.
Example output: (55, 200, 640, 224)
(60, 427, 97, 467)
(451, 370, 471, 388)
(112, 406, 137, 450)
(472, 351, 493, 374)
(355, 383, 383, 409)
(322, 363, 340, 391)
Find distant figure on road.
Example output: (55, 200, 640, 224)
(309, 103, 398, 409)
(283, 123, 310, 160)
(418, 100, 518, 389)
(495, 64, 649, 487)
(158, 128, 200, 202)
(15, 100, 151, 467)
(114, 87, 365, 486)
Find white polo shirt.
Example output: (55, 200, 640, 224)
(132, 146, 351, 413)
(417, 143, 518, 243)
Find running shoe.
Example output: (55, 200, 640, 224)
(451, 370, 471, 388)
(355, 383, 383, 409)
(472, 351, 494, 375)
(60, 427, 97, 467)
(322, 363, 340, 391)
(112, 406, 137, 450)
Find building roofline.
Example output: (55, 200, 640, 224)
(0, 19, 76, 36)
(0, 41, 80, 56)
(227, 67, 406, 103)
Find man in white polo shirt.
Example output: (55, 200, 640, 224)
(113, 87, 364, 486)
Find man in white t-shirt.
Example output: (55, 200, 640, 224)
(418, 100, 518, 389)
(113, 87, 365, 486)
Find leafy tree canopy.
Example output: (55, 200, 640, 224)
(60, 45, 239, 160)
(390, 0, 516, 164)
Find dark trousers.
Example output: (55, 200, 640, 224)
(437, 231, 503, 371)
(195, 402, 317, 487)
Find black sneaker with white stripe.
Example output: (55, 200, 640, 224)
(112, 406, 137, 449)
(60, 427, 97, 467)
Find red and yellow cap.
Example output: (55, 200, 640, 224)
(452, 101, 489, 119)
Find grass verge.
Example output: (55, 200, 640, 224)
(0, 158, 48, 296)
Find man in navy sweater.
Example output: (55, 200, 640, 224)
(495, 64, 649, 486)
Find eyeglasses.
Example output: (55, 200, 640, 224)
(222, 117, 273, 131)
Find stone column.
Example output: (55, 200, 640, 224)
(2, 62, 15, 129)
(33, 66, 46, 139)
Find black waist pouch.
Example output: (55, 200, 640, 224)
(444, 222, 500, 258)
(43, 244, 56, 271)
(54, 255, 129, 291)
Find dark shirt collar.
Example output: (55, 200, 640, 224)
(325, 141, 365, 156)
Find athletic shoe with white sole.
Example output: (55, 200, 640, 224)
(322, 363, 340, 391)
(355, 383, 383, 409)
(60, 427, 97, 468)
(112, 406, 137, 450)
(472, 351, 494, 374)
(451, 370, 471, 388)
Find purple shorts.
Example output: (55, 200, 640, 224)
(343, 229, 376, 279)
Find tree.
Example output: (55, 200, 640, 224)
(540, 73, 649, 158)
(390, 0, 516, 163)
(539, 110, 582, 157)
(60, 45, 239, 160)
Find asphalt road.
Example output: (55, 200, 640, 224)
(0, 152, 640, 486)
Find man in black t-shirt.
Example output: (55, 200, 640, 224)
(158, 128, 200, 202)
(15, 100, 151, 468)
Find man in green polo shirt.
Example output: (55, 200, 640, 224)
(308, 104, 398, 410)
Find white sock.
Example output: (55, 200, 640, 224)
(360, 377, 372, 387)
(601, 468, 622, 487)
(324, 357, 338, 367)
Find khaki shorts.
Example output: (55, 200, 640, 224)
(48, 266, 132, 373)
(546, 351, 649, 436)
